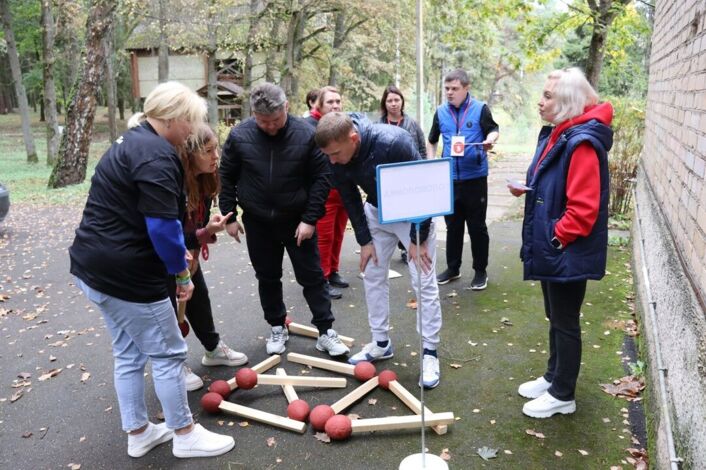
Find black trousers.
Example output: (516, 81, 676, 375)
(168, 266, 220, 351)
(444, 178, 489, 273)
(242, 213, 335, 335)
(541, 280, 587, 401)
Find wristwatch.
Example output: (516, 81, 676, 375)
(550, 237, 563, 250)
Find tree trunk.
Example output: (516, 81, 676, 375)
(1, 0, 38, 163)
(206, 0, 219, 127)
(49, 0, 116, 188)
(104, 27, 118, 141)
(281, 7, 305, 97)
(41, 0, 61, 165)
(328, 10, 346, 86)
(585, 0, 629, 88)
(242, 0, 265, 118)
(158, 0, 169, 82)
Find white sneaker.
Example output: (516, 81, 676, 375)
(172, 423, 235, 458)
(316, 329, 350, 357)
(348, 341, 394, 365)
(127, 422, 173, 458)
(202, 340, 248, 367)
(518, 376, 551, 399)
(522, 391, 576, 418)
(266, 326, 289, 355)
(420, 354, 440, 389)
(184, 365, 204, 392)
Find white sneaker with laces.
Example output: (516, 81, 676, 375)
(522, 391, 576, 418)
(183, 365, 203, 392)
(128, 422, 173, 458)
(518, 376, 551, 399)
(202, 340, 248, 367)
(266, 326, 289, 355)
(316, 329, 350, 357)
(348, 341, 394, 365)
(420, 354, 440, 389)
(172, 423, 235, 458)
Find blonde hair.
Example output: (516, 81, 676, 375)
(546, 67, 599, 124)
(180, 124, 219, 214)
(127, 81, 207, 128)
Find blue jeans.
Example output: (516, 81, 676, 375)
(75, 277, 192, 432)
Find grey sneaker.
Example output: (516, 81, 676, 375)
(420, 354, 440, 389)
(437, 269, 461, 285)
(266, 326, 289, 355)
(316, 329, 350, 357)
(348, 341, 394, 365)
(202, 340, 248, 367)
(183, 365, 203, 392)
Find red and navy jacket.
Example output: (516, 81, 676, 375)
(520, 102, 614, 282)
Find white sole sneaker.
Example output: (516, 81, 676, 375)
(518, 376, 551, 399)
(522, 392, 576, 418)
(128, 423, 174, 458)
(173, 424, 235, 458)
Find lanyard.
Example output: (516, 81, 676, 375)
(449, 95, 471, 135)
(386, 116, 404, 126)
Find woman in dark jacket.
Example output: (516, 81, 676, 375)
(169, 124, 248, 392)
(509, 67, 613, 418)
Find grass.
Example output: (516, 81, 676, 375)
(0, 110, 121, 206)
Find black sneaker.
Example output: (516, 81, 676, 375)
(471, 270, 488, 290)
(437, 269, 461, 285)
(328, 271, 349, 288)
(400, 249, 408, 264)
(325, 281, 343, 299)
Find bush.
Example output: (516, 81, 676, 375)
(606, 97, 644, 216)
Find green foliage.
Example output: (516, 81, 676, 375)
(606, 96, 645, 216)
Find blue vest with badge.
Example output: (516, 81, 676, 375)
(438, 95, 487, 180)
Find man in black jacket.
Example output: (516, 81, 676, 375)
(219, 83, 349, 357)
(315, 112, 443, 389)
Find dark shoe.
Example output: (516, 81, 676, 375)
(400, 249, 408, 264)
(437, 269, 461, 285)
(471, 270, 488, 290)
(325, 281, 342, 299)
(328, 271, 349, 288)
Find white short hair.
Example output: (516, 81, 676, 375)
(546, 68, 599, 123)
(127, 81, 207, 128)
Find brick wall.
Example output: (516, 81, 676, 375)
(643, 0, 706, 301)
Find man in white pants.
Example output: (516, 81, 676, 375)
(315, 112, 443, 389)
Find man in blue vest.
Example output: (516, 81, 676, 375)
(428, 69, 499, 290)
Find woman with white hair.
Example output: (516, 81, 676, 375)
(509, 67, 613, 418)
(70, 81, 234, 458)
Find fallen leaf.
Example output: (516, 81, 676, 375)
(449, 363, 462, 369)
(504, 450, 513, 454)
(500, 317, 513, 326)
(68, 464, 81, 470)
(10, 389, 24, 403)
(266, 436, 276, 447)
(555, 451, 563, 457)
(600, 375, 645, 399)
(406, 299, 417, 309)
(347, 413, 360, 420)
(80, 372, 91, 383)
(22, 431, 33, 438)
(525, 429, 545, 439)
(18, 372, 31, 379)
(38, 368, 62, 381)
(368, 398, 377, 405)
(578, 449, 589, 456)
(314, 432, 331, 443)
(476, 446, 498, 461)
(446, 292, 457, 298)
(79, 436, 86, 443)
(238, 421, 249, 427)
(49, 355, 57, 362)
(439, 448, 451, 461)
(104, 406, 112, 412)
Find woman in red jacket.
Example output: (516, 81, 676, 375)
(509, 67, 613, 418)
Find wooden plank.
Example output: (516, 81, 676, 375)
(387, 380, 448, 435)
(256, 374, 347, 388)
(287, 322, 355, 347)
(219, 401, 306, 433)
(226, 355, 281, 390)
(349, 412, 455, 433)
(331, 376, 379, 414)
(287, 352, 356, 376)
(276, 368, 299, 403)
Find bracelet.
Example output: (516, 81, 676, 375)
(175, 272, 191, 286)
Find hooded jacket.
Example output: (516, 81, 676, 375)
(521, 102, 614, 282)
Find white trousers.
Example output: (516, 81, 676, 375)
(363, 203, 443, 350)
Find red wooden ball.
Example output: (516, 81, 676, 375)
(178, 320, 190, 337)
(378, 370, 398, 389)
(353, 361, 377, 382)
(201, 392, 223, 413)
(309, 404, 335, 431)
(325, 414, 352, 441)
(235, 368, 258, 390)
(287, 399, 310, 422)
(285, 316, 293, 326)
(208, 380, 232, 398)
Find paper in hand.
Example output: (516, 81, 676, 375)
(506, 179, 532, 191)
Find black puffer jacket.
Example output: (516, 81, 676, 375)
(219, 115, 331, 225)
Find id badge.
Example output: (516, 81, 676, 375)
(450, 135, 465, 157)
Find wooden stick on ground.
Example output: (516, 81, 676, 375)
(349, 412, 455, 433)
(275, 368, 299, 403)
(255, 374, 346, 388)
(387, 380, 448, 435)
(218, 400, 307, 433)
(287, 322, 355, 347)
(287, 352, 356, 376)
(226, 355, 281, 390)
(330, 377, 379, 414)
